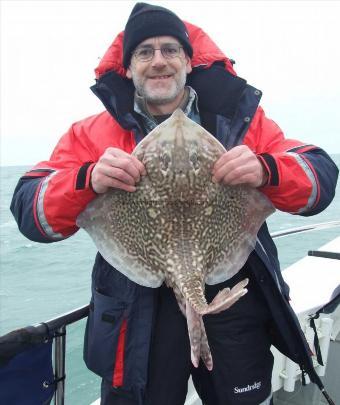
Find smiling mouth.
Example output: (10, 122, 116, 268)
(149, 75, 172, 80)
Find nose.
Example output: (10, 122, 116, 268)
(151, 49, 167, 67)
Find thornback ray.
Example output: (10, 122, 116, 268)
(77, 109, 275, 369)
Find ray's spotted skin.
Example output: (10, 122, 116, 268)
(77, 110, 275, 369)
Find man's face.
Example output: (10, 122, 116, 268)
(126, 36, 192, 108)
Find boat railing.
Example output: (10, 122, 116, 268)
(48, 305, 90, 405)
(1, 220, 339, 405)
(0, 305, 89, 405)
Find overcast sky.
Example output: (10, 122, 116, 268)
(1, 1, 340, 166)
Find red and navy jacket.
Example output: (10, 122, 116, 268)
(10, 22, 339, 398)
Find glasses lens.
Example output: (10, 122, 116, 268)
(161, 44, 181, 58)
(134, 47, 154, 61)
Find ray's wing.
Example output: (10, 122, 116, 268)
(204, 185, 275, 284)
(77, 188, 166, 288)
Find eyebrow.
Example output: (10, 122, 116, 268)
(137, 42, 180, 49)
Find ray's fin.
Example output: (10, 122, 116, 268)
(181, 277, 248, 316)
(203, 278, 249, 315)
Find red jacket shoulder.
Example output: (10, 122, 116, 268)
(51, 111, 136, 164)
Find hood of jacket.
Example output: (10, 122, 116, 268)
(94, 21, 237, 79)
(91, 22, 255, 134)
(90, 21, 251, 133)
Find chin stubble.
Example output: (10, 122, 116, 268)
(133, 69, 187, 106)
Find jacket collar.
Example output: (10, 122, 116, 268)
(91, 62, 249, 131)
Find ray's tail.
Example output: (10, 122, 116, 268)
(179, 277, 248, 370)
(186, 302, 213, 370)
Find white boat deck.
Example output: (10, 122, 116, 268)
(273, 236, 340, 405)
(282, 236, 340, 317)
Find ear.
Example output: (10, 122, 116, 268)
(186, 57, 192, 74)
(126, 67, 132, 79)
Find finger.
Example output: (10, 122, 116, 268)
(115, 157, 147, 180)
(130, 155, 147, 176)
(212, 153, 231, 174)
(213, 149, 261, 184)
(102, 149, 145, 178)
(103, 157, 142, 182)
(101, 165, 137, 186)
(222, 173, 261, 187)
(106, 148, 146, 176)
(105, 147, 132, 159)
(220, 166, 248, 184)
(94, 170, 136, 191)
(228, 173, 261, 187)
(213, 158, 246, 183)
(213, 147, 244, 173)
(103, 177, 137, 192)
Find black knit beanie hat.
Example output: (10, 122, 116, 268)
(123, 2, 193, 68)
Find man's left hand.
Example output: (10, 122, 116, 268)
(212, 145, 268, 188)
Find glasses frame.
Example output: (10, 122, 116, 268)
(132, 44, 184, 62)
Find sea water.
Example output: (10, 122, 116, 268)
(0, 156, 339, 404)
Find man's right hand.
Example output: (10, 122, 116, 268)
(91, 147, 146, 194)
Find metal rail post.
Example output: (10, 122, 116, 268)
(54, 325, 66, 405)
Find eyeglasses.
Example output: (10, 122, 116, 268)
(132, 44, 184, 62)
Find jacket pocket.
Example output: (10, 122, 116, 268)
(83, 288, 129, 384)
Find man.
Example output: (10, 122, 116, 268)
(10, 3, 338, 405)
